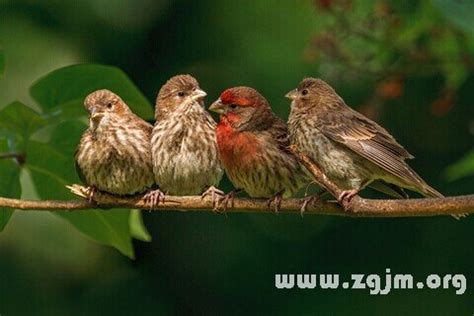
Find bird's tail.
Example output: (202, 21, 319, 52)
(419, 184, 444, 199)
(419, 184, 467, 219)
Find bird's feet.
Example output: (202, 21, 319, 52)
(338, 189, 359, 211)
(300, 189, 327, 216)
(201, 186, 224, 210)
(266, 191, 284, 214)
(215, 189, 240, 213)
(83, 186, 98, 203)
(143, 189, 165, 210)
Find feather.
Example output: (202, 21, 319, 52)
(316, 102, 443, 197)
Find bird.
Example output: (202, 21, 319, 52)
(286, 77, 447, 210)
(75, 89, 155, 201)
(209, 86, 310, 212)
(150, 74, 223, 205)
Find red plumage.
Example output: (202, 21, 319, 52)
(216, 114, 259, 172)
(210, 87, 309, 206)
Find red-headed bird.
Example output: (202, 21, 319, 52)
(209, 87, 309, 212)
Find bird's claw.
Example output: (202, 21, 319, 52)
(201, 186, 224, 210)
(300, 195, 317, 216)
(266, 191, 283, 214)
(300, 190, 327, 216)
(338, 189, 358, 211)
(84, 186, 98, 203)
(214, 190, 239, 214)
(143, 189, 165, 210)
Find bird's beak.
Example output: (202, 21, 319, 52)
(191, 88, 207, 102)
(90, 106, 104, 122)
(208, 99, 226, 114)
(285, 89, 298, 100)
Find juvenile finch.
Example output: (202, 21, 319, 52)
(75, 89, 154, 199)
(151, 74, 223, 202)
(209, 87, 309, 212)
(287, 77, 445, 208)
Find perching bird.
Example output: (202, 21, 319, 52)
(150, 74, 223, 202)
(286, 77, 445, 209)
(209, 87, 309, 212)
(75, 89, 154, 199)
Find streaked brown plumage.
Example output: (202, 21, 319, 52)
(151, 75, 223, 196)
(75, 89, 154, 196)
(210, 87, 309, 211)
(287, 77, 444, 206)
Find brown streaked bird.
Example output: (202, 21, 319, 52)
(150, 74, 223, 204)
(286, 77, 449, 210)
(75, 89, 154, 199)
(209, 87, 310, 212)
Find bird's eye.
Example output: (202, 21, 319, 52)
(301, 89, 308, 96)
(107, 102, 113, 109)
(178, 91, 185, 97)
(230, 104, 238, 109)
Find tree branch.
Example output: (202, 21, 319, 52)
(0, 182, 472, 217)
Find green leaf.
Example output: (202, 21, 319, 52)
(0, 138, 21, 231)
(45, 100, 89, 124)
(130, 209, 152, 242)
(59, 208, 134, 258)
(26, 139, 134, 258)
(50, 120, 87, 156)
(30, 64, 154, 120)
(0, 48, 4, 77)
(445, 149, 474, 181)
(0, 101, 47, 149)
(434, 0, 474, 35)
(0, 101, 41, 231)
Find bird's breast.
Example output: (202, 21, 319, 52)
(216, 124, 259, 171)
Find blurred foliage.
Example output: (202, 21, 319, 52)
(0, 101, 47, 150)
(434, 0, 474, 35)
(0, 48, 4, 76)
(309, 0, 474, 117)
(445, 149, 474, 181)
(0, 0, 473, 314)
(0, 139, 21, 231)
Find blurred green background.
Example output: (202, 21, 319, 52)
(1, 0, 474, 315)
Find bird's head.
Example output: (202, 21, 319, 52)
(84, 89, 129, 129)
(285, 77, 339, 110)
(209, 87, 271, 130)
(155, 74, 207, 117)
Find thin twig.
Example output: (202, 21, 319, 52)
(0, 152, 22, 159)
(0, 152, 26, 165)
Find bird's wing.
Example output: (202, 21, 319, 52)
(269, 116, 292, 151)
(315, 107, 433, 190)
(141, 121, 154, 135)
(131, 114, 154, 134)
